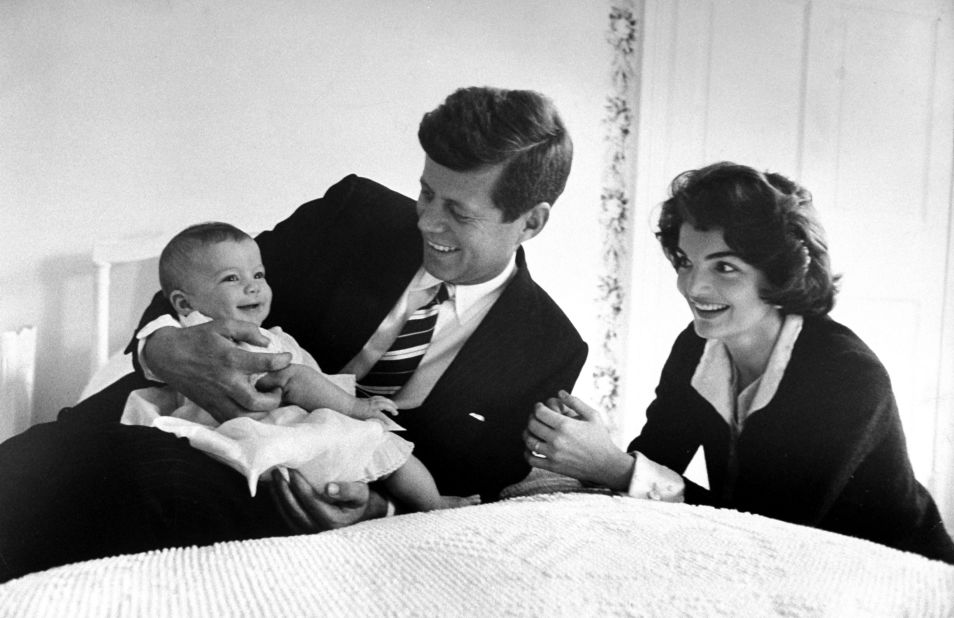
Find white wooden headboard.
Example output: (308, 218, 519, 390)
(81, 233, 172, 401)
(91, 234, 171, 372)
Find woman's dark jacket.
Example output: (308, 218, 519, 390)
(630, 315, 954, 563)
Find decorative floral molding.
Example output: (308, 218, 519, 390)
(593, 0, 640, 435)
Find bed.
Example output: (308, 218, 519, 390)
(1, 487, 952, 616)
(7, 238, 948, 616)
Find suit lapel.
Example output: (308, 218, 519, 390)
(422, 247, 534, 406)
(323, 243, 421, 372)
(317, 182, 423, 371)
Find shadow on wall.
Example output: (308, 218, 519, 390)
(33, 254, 158, 424)
(34, 254, 91, 424)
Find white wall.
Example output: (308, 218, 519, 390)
(626, 0, 954, 529)
(0, 1, 612, 424)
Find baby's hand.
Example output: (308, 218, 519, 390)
(368, 396, 399, 416)
(349, 396, 399, 422)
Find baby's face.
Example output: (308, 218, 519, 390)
(181, 239, 272, 326)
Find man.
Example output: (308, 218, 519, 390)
(0, 87, 587, 580)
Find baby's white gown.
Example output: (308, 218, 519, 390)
(120, 311, 412, 496)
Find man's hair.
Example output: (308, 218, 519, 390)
(418, 86, 573, 222)
(159, 222, 253, 298)
(655, 161, 840, 316)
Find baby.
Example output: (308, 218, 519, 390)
(121, 222, 477, 513)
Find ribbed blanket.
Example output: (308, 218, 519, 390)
(1, 493, 951, 616)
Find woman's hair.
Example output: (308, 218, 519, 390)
(655, 162, 839, 316)
(418, 86, 573, 222)
(159, 222, 253, 298)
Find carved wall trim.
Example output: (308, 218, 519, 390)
(593, 0, 641, 435)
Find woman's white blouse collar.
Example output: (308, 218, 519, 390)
(690, 314, 804, 426)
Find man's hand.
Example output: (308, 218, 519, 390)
(523, 390, 634, 491)
(142, 320, 292, 421)
(253, 364, 301, 398)
(269, 469, 387, 533)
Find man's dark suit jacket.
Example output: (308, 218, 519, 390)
(0, 176, 587, 582)
(137, 174, 588, 500)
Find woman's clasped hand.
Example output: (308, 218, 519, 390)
(524, 391, 635, 491)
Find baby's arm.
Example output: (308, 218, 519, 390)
(262, 365, 396, 421)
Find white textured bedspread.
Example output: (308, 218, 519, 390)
(2, 493, 952, 616)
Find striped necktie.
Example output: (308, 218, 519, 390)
(356, 283, 449, 397)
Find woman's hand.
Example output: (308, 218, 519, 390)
(523, 391, 635, 491)
(269, 470, 387, 533)
(142, 320, 292, 421)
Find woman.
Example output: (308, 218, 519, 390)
(525, 162, 954, 563)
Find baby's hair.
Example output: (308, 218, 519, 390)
(159, 222, 254, 298)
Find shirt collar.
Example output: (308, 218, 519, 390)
(413, 255, 517, 324)
(749, 314, 803, 412)
(180, 311, 213, 327)
(690, 314, 804, 425)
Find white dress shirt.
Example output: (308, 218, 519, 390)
(342, 257, 517, 409)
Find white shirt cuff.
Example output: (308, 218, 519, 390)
(135, 314, 182, 382)
(626, 451, 685, 503)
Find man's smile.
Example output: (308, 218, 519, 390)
(426, 240, 459, 254)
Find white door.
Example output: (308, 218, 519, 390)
(624, 0, 954, 530)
